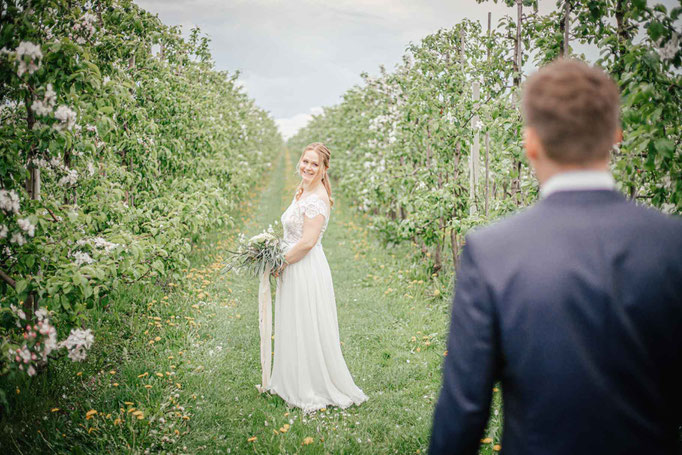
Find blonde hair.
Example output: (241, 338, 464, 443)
(295, 142, 334, 207)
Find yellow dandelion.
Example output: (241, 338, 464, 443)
(155, 372, 164, 377)
(85, 410, 97, 419)
(144, 384, 152, 389)
(124, 401, 134, 405)
(247, 436, 257, 442)
(113, 383, 119, 387)
(493, 445, 502, 451)
(302, 437, 314, 445)
(76, 372, 82, 376)
(138, 372, 148, 378)
(109, 370, 116, 374)
(154, 336, 161, 341)
(51, 408, 60, 412)
(481, 437, 493, 443)
(114, 418, 121, 425)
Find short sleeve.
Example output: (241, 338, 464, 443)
(302, 195, 329, 220)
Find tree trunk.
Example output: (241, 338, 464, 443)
(450, 229, 460, 272)
(513, 0, 523, 88)
(485, 133, 490, 217)
(510, 0, 523, 203)
(563, 1, 571, 57)
(614, 0, 630, 76)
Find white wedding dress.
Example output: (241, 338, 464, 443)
(267, 193, 368, 412)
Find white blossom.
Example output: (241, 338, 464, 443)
(0, 224, 7, 239)
(35, 308, 49, 320)
(31, 99, 52, 116)
(32, 157, 49, 169)
(17, 218, 35, 237)
(71, 251, 94, 265)
(0, 189, 20, 214)
(92, 236, 119, 252)
(59, 328, 94, 362)
(58, 169, 78, 186)
(15, 41, 42, 77)
(10, 232, 26, 246)
(18, 345, 31, 363)
(49, 156, 63, 168)
(44, 84, 56, 105)
(658, 32, 679, 60)
(53, 105, 77, 131)
(10, 304, 26, 320)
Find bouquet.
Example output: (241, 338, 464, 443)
(223, 225, 286, 393)
(224, 226, 286, 277)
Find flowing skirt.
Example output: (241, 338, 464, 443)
(267, 243, 368, 412)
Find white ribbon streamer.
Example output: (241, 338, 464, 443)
(256, 265, 272, 393)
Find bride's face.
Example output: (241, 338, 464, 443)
(299, 150, 323, 185)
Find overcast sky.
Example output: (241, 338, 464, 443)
(136, 0, 677, 139)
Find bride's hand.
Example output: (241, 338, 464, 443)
(272, 262, 287, 278)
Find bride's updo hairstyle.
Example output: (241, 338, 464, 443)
(296, 142, 334, 207)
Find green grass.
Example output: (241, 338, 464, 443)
(0, 148, 503, 454)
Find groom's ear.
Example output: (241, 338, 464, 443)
(523, 127, 541, 163)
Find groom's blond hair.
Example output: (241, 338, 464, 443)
(522, 59, 620, 164)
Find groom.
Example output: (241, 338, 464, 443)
(429, 59, 682, 455)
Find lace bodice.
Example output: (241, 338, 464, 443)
(281, 193, 330, 248)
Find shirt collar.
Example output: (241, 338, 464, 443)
(540, 170, 615, 199)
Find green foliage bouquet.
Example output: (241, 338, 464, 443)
(224, 226, 286, 277)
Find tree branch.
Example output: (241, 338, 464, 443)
(0, 268, 17, 288)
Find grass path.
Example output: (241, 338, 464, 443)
(1, 148, 502, 454)
(173, 148, 502, 454)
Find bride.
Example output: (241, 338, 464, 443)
(267, 142, 368, 412)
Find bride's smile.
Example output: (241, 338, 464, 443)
(299, 150, 323, 186)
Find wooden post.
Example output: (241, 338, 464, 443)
(560, 1, 571, 57)
(482, 141, 489, 218)
(487, 12, 492, 62)
(511, 0, 523, 204)
(513, 0, 523, 88)
(485, 12, 491, 217)
(470, 81, 480, 215)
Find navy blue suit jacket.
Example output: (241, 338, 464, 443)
(430, 190, 682, 455)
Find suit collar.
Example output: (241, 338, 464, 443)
(540, 171, 615, 199)
(542, 188, 625, 205)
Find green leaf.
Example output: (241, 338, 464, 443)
(654, 138, 674, 159)
(647, 21, 666, 42)
(15, 280, 28, 295)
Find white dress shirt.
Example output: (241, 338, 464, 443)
(540, 170, 616, 199)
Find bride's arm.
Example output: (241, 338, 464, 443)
(283, 214, 326, 265)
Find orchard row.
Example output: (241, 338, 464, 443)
(0, 0, 282, 385)
(291, 0, 681, 274)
